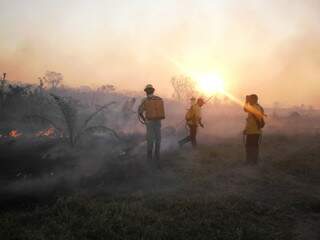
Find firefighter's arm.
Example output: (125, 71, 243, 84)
(199, 119, 204, 128)
(252, 107, 264, 120)
(245, 104, 264, 119)
(139, 112, 146, 123)
(138, 100, 146, 123)
(243, 103, 251, 113)
(196, 107, 204, 127)
(198, 110, 204, 128)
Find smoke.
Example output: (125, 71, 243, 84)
(0, 82, 318, 204)
(1, 0, 320, 105)
(1, 1, 320, 208)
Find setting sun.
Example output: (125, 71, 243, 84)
(196, 73, 225, 95)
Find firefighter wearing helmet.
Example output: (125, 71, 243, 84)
(243, 94, 265, 164)
(138, 84, 165, 167)
(179, 97, 205, 148)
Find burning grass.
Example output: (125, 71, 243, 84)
(35, 127, 55, 137)
(8, 130, 22, 138)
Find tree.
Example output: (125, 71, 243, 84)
(42, 71, 63, 89)
(0, 73, 7, 109)
(171, 75, 197, 101)
(98, 84, 116, 92)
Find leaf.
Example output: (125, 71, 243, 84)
(77, 125, 122, 143)
(81, 101, 116, 130)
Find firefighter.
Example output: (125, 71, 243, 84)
(138, 84, 165, 166)
(243, 94, 265, 165)
(179, 97, 205, 148)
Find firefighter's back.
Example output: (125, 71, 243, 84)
(143, 95, 165, 121)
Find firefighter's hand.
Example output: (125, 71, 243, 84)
(138, 114, 146, 124)
(199, 123, 204, 128)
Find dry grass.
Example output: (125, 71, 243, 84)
(0, 134, 319, 239)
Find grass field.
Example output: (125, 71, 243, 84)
(0, 133, 319, 240)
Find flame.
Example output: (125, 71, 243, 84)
(8, 130, 22, 138)
(36, 127, 55, 137)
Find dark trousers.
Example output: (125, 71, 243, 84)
(179, 124, 198, 148)
(245, 134, 261, 165)
(146, 120, 161, 163)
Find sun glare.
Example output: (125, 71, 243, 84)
(196, 73, 225, 95)
(167, 57, 226, 96)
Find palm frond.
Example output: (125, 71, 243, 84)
(51, 94, 77, 146)
(81, 101, 116, 130)
(78, 125, 122, 142)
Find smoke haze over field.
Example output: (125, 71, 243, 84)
(0, 0, 320, 106)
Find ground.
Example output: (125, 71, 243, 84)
(0, 133, 320, 240)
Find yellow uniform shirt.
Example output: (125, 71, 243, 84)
(244, 103, 264, 135)
(187, 104, 202, 126)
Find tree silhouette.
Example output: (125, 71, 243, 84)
(171, 75, 197, 101)
(41, 71, 63, 89)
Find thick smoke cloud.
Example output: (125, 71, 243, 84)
(0, 0, 319, 106)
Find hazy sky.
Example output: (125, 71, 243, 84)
(0, 0, 319, 106)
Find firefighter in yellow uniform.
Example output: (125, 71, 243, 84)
(243, 94, 265, 164)
(138, 84, 165, 166)
(179, 97, 205, 148)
